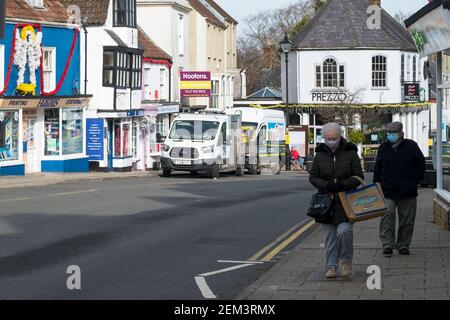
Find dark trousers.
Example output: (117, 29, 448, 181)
(379, 197, 417, 250)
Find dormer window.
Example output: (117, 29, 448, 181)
(113, 0, 136, 28)
(27, 0, 43, 7)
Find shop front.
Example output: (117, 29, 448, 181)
(141, 103, 179, 170)
(406, 0, 450, 230)
(0, 96, 90, 175)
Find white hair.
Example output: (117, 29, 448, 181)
(322, 122, 342, 137)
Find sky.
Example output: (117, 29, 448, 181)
(215, 0, 430, 37)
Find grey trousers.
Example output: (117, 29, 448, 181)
(380, 197, 417, 250)
(321, 222, 353, 269)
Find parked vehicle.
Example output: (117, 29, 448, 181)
(227, 107, 286, 174)
(160, 111, 245, 179)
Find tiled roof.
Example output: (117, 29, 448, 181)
(5, 0, 70, 24)
(58, 0, 110, 26)
(292, 0, 418, 52)
(138, 26, 172, 60)
(188, 0, 227, 29)
(205, 0, 238, 25)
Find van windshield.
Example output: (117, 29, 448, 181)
(169, 120, 220, 141)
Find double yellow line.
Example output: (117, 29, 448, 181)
(249, 220, 316, 262)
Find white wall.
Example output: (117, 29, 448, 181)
(142, 62, 170, 101)
(137, 0, 191, 102)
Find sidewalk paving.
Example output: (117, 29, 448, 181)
(238, 188, 450, 300)
(0, 171, 161, 189)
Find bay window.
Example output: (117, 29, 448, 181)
(103, 47, 142, 89)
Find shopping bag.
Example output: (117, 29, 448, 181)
(338, 176, 388, 223)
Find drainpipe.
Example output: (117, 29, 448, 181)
(169, 61, 172, 102)
(83, 26, 88, 95)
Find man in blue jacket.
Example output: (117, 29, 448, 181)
(374, 122, 425, 257)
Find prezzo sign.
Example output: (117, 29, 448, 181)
(180, 71, 211, 97)
(311, 92, 348, 103)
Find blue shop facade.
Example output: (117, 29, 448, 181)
(0, 22, 91, 175)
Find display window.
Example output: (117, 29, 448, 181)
(0, 110, 20, 161)
(114, 119, 132, 157)
(62, 108, 83, 155)
(44, 109, 60, 156)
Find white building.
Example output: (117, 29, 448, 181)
(282, 0, 430, 157)
(61, 0, 144, 172)
(137, 0, 191, 104)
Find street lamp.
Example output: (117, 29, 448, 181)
(280, 33, 292, 171)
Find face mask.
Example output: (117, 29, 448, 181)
(387, 133, 400, 144)
(325, 138, 340, 152)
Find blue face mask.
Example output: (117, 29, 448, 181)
(387, 133, 400, 144)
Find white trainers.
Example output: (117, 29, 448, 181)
(340, 261, 352, 278)
(326, 267, 337, 279)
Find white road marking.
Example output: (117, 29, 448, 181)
(0, 189, 98, 203)
(217, 260, 264, 264)
(194, 276, 216, 299)
(199, 263, 254, 277)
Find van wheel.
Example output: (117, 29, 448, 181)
(162, 170, 172, 177)
(235, 165, 244, 177)
(211, 164, 220, 179)
(248, 164, 258, 175)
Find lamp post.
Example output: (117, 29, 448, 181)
(280, 33, 292, 171)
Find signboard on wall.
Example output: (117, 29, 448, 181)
(86, 118, 104, 161)
(180, 71, 211, 97)
(404, 83, 420, 102)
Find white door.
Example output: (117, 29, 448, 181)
(25, 118, 39, 173)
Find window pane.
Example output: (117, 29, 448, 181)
(123, 124, 130, 156)
(103, 69, 114, 86)
(0, 111, 19, 161)
(44, 109, 60, 156)
(62, 108, 83, 155)
(104, 51, 114, 67)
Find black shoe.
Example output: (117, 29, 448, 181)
(399, 248, 410, 255)
(383, 248, 393, 256)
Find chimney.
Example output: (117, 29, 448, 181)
(371, 0, 381, 6)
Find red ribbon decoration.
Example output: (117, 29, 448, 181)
(143, 57, 173, 69)
(0, 24, 78, 96)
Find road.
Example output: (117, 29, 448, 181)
(0, 172, 316, 299)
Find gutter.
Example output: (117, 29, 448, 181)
(6, 18, 80, 29)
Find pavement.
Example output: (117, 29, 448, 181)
(238, 188, 450, 300)
(0, 171, 161, 189)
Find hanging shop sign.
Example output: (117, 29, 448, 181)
(311, 91, 348, 103)
(86, 118, 104, 161)
(0, 97, 91, 109)
(404, 83, 420, 102)
(180, 71, 211, 97)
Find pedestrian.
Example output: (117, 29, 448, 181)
(374, 122, 425, 256)
(290, 146, 300, 170)
(309, 122, 364, 279)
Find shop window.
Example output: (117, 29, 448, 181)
(113, 0, 136, 28)
(43, 47, 56, 92)
(372, 55, 387, 88)
(62, 108, 83, 155)
(0, 111, 20, 161)
(114, 121, 132, 157)
(44, 109, 60, 156)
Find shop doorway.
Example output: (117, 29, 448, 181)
(23, 110, 39, 173)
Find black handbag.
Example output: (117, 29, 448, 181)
(307, 192, 334, 222)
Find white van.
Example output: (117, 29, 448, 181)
(160, 111, 245, 179)
(227, 107, 286, 174)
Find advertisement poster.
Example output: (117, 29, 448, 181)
(267, 122, 285, 141)
(86, 118, 104, 161)
(180, 71, 211, 97)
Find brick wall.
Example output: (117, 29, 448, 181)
(433, 197, 450, 230)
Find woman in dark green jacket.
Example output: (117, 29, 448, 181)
(309, 122, 364, 279)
